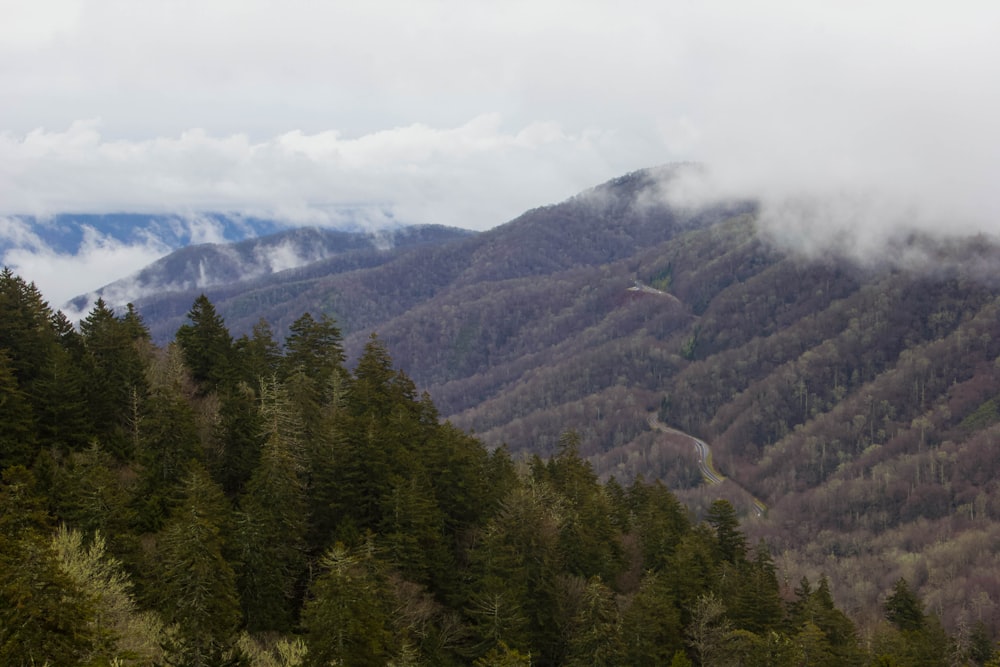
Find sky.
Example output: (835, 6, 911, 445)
(2, 0, 1000, 305)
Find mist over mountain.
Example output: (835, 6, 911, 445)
(66, 224, 475, 320)
(0, 211, 418, 309)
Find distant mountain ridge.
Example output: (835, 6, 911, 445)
(68, 224, 476, 317)
(0, 212, 285, 256)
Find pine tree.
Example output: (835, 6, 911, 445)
(235, 318, 283, 386)
(237, 379, 309, 633)
(134, 359, 203, 531)
(628, 478, 691, 571)
(80, 298, 150, 459)
(545, 431, 623, 582)
(175, 294, 236, 392)
(0, 268, 58, 388)
(379, 471, 448, 586)
(884, 577, 925, 632)
(620, 571, 684, 665)
(0, 467, 96, 665)
(56, 442, 135, 558)
(564, 576, 626, 667)
(302, 541, 396, 667)
(729, 539, 783, 634)
(32, 343, 92, 453)
(706, 499, 747, 565)
(210, 384, 266, 497)
(468, 479, 566, 661)
(0, 350, 36, 470)
(157, 465, 241, 666)
(281, 312, 346, 384)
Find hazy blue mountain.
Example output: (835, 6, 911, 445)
(68, 223, 477, 323)
(0, 212, 285, 256)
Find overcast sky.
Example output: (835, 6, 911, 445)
(2, 1, 999, 305)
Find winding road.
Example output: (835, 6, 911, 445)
(647, 414, 767, 517)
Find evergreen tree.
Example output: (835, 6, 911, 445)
(545, 431, 623, 582)
(468, 479, 566, 662)
(619, 571, 684, 665)
(706, 499, 747, 565)
(627, 477, 691, 571)
(803, 575, 863, 665)
(210, 384, 266, 497)
(157, 464, 241, 666)
(729, 539, 783, 634)
(0, 350, 36, 470)
(134, 359, 203, 531)
(564, 577, 625, 667)
(56, 442, 136, 559)
(884, 577, 925, 632)
(235, 318, 283, 387)
(663, 525, 717, 624)
(237, 379, 309, 633)
(33, 343, 92, 453)
(281, 312, 346, 384)
(380, 471, 448, 586)
(302, 541, 396, 667)
(0, 268, 58, 389)
(80, 298, 150, 459)
(0, 467, 95, 665)
(175, 294, 236, 392)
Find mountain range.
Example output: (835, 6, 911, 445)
(0, 212, 284, 257)
(71, 165, 1000, 633)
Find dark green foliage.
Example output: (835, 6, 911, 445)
(619, 571, 684, 665)
(0, 467, 95, 665)
(705, 499, 746, 565)
(54, 442, 135, 556)
(234, 318, 282, 385)
(210, 385, 266, 497)
(885, 577, 926, 632)
(0, 264, 968, 666)
(80, 297, 150, 459)
(0, 351, 36, 470)
(302, 541, 396, 667)
(134, 351, 204, 531)
(32, 344, 92, 452)
(729, 540, 783, 634)
(236, 379, 309, 633)
(176, 294, 236, 391)
(157, 465, 241, 665)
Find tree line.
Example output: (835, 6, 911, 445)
(0, 267, 991, 665)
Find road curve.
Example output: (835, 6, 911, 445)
(647, 414, 767, 517)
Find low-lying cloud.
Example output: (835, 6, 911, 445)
(2, 222, 170, 309)
(0, 115, 621, 231)
(3, 2, 1000, 303)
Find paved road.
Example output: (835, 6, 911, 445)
(647, 413, 767, 517)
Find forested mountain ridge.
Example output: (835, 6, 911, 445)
(40, 165, 1000, 654)
(70, 223, 476, 325)
(2, 266, 960, 666)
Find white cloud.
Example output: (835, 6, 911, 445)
(1, 0, 999, 286)
(2, 224, 170, 309)
(0, 115, 622, 230)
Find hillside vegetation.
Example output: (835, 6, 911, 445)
(81, 166, 1000, 646)
(4, 267, 968, 666)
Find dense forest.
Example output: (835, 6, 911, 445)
(2, 266, 992, 666)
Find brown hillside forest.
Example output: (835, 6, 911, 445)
(5, 167, 1000, 664)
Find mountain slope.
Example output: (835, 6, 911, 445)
(81, 224, 477, 337)
(96, 166, 1000, 634)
